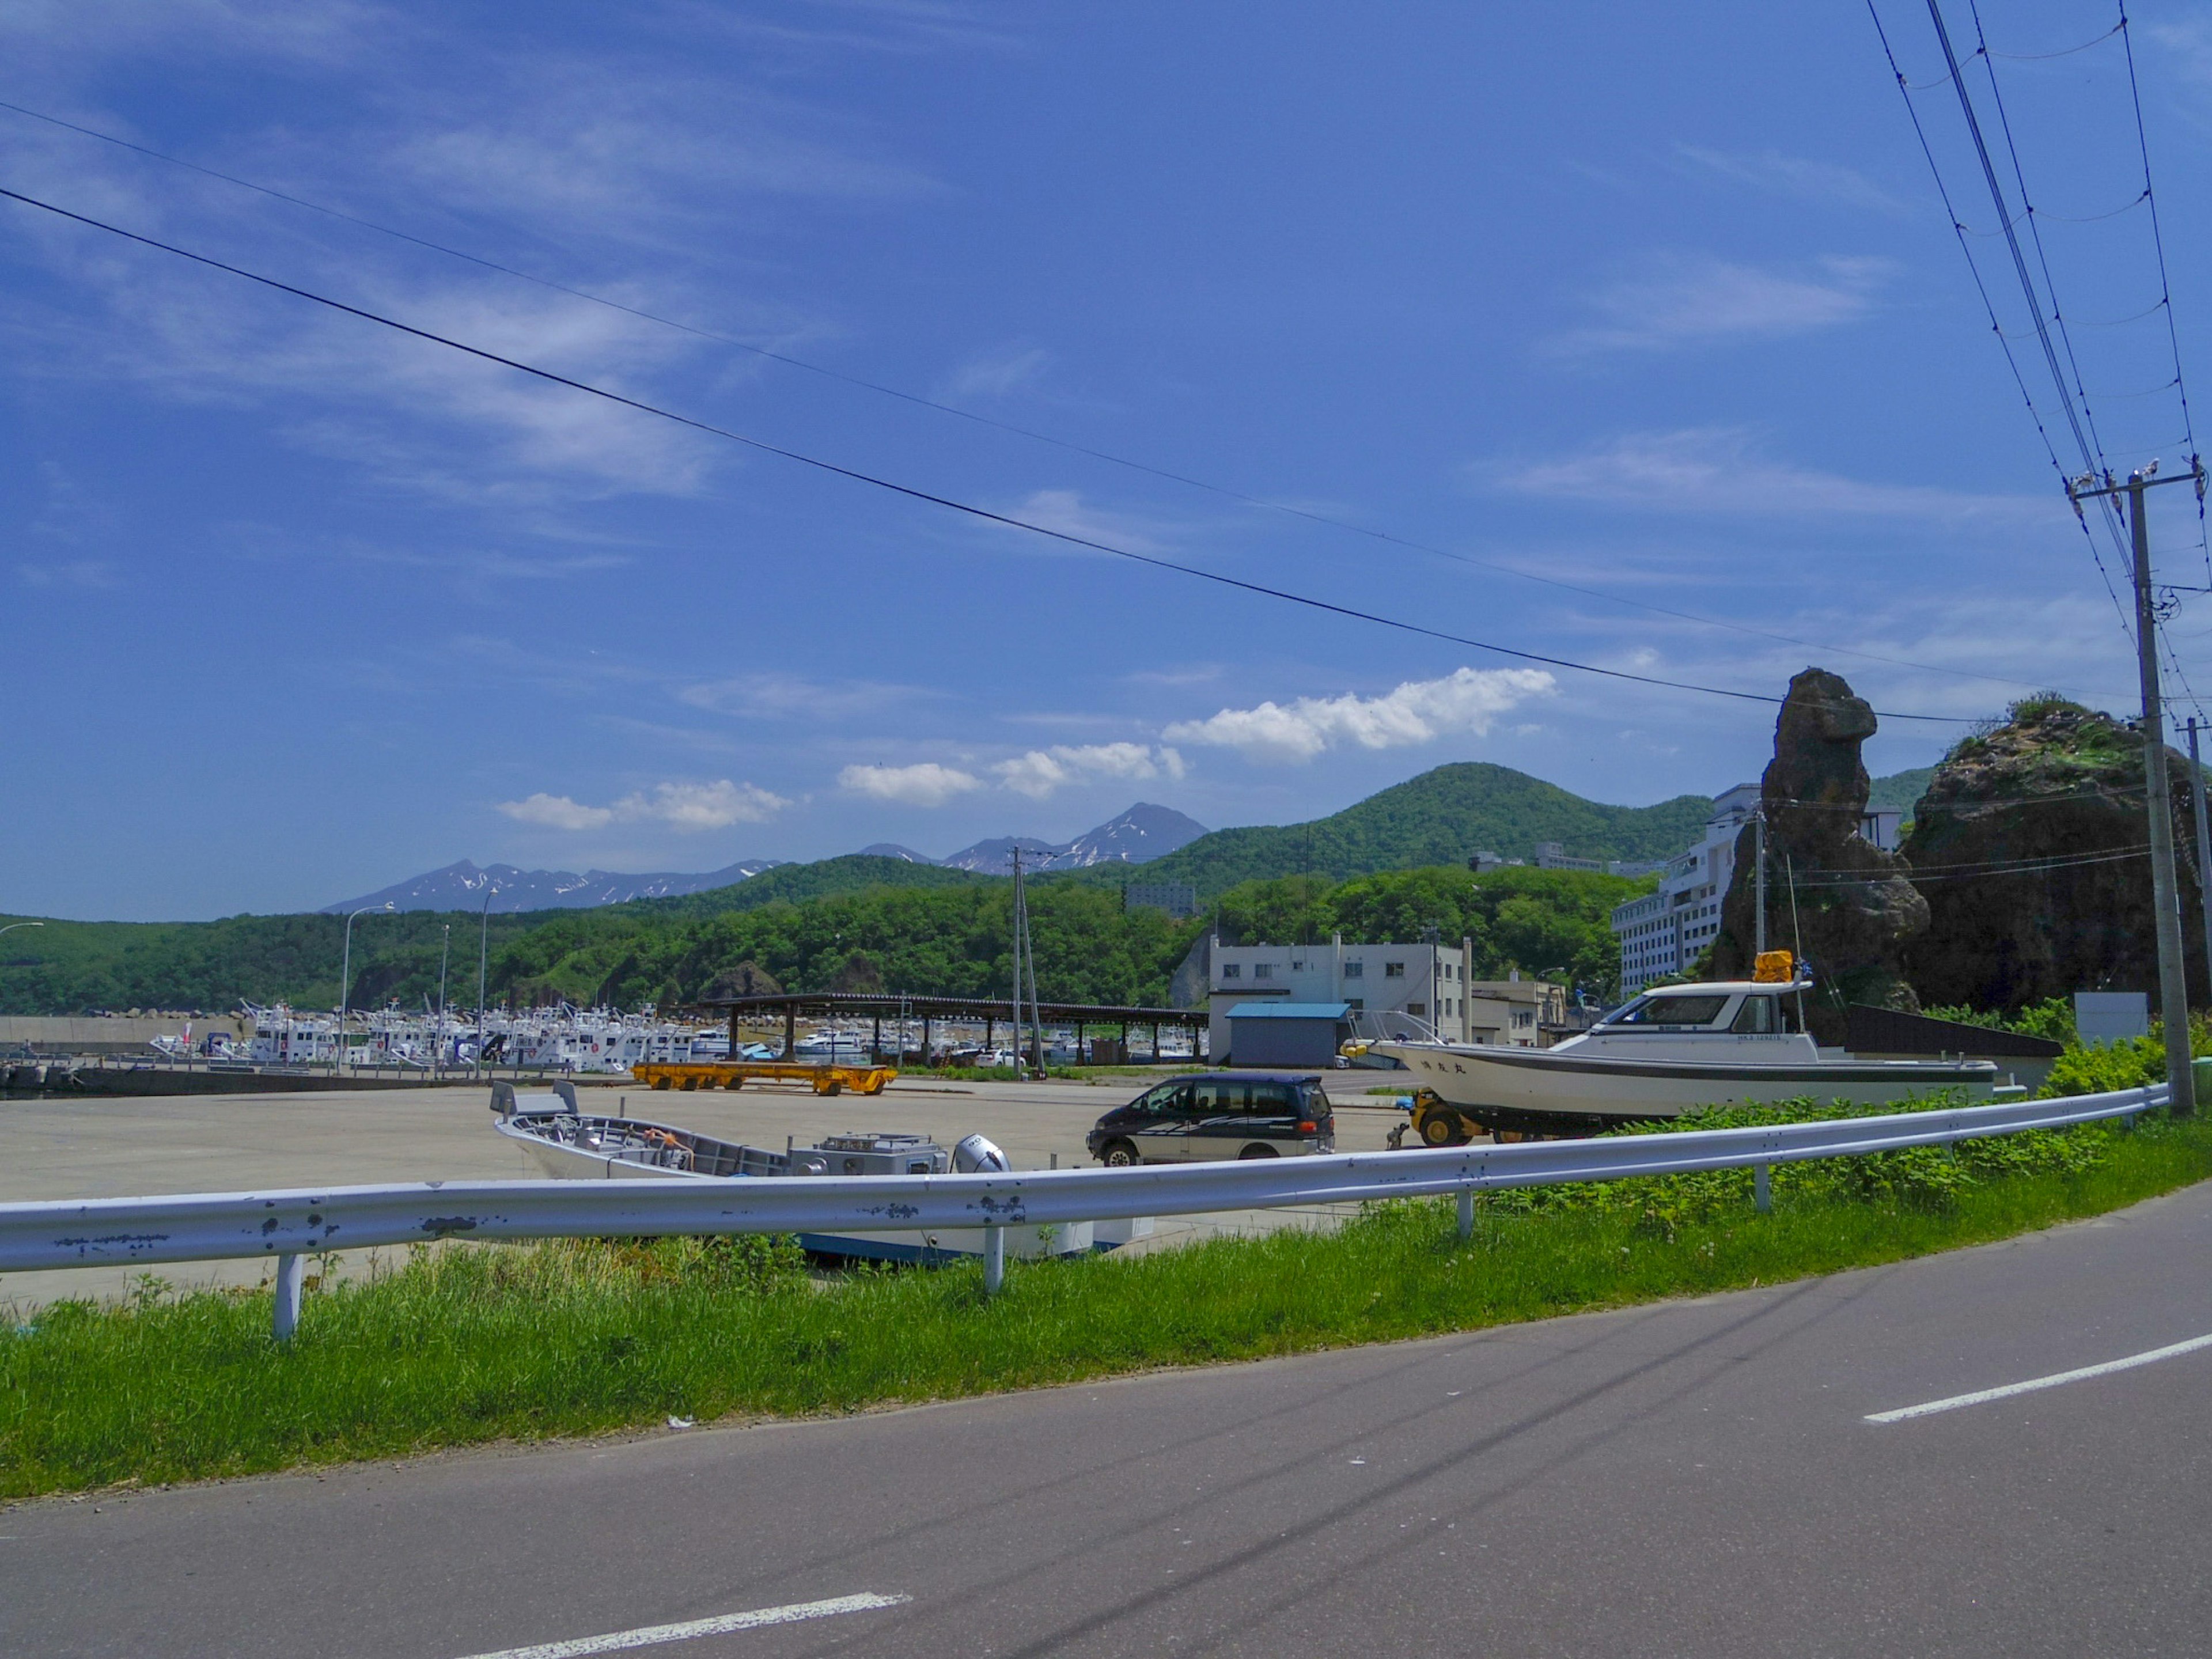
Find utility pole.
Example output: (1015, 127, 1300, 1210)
(2191, 719, 2212, 1003)
(475, 888, 494, 1080)
(2069, 461, 2204, 1116)
(1753, 810, 1768, 959)
(436, 923, 450, 1080)
(1009, 847, 1031, 1076)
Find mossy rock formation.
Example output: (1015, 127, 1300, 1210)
(1901, 695, 2207, 1012)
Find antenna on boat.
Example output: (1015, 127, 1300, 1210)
(1753, 807, 1768, 959)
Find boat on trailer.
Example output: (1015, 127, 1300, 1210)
(1360, 970, 2003, 1141)
(488, 1081, 1096, 1263)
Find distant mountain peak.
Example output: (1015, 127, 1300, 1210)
(933, 804, 1209, 876)
(324, 857, 781, 915)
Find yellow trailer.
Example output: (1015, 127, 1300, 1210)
(631, 1061, 898, 1097)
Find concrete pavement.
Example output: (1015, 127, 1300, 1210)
(0, 1075, 1413, 1307)
(7, 1176, 2212, 1656)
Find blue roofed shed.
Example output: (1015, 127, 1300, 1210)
(1225, 1001, 1351, 1069)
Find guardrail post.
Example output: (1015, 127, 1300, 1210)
(271, 1252, 305, 1342)
(1457, 1188, 1475, 1240)
(1753, 1161, 1771, 1214)
(982, 1224, 1005, 1295)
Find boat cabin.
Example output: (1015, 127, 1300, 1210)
(1590, 981, 1809, 1036)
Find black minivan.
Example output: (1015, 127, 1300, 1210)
(1087, 1073, 1336, 1165)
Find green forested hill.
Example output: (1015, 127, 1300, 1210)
(1082, 763, 1713, 899)
(622, 855, 989, 920)
(0, 910, 545, 1018)
(1, 766, 1714, 1015)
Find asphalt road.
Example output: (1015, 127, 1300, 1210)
(10, 1179, 2212, 1657)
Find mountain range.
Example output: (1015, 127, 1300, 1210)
(321, 858, 784, 916)
(324, 804, 1210, 914)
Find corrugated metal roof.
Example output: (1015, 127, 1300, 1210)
(1225, 1001, 1351, 1020)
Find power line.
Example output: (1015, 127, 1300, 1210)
(0, 182, 1988, 725)
(0, 94, 2109, 704)
(1866, 0, 2136, 647)
(2115, 5, 2210, 587)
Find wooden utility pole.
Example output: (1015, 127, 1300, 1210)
(2069, 463, 2204, 1116)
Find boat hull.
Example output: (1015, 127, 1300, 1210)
(496, 1116, 1092, 1260)
(1373, 1040, 1997, 1132)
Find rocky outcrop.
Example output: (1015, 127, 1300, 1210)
(1710, 669, 1928, 1025)
(1900, 696, 2206, 1010)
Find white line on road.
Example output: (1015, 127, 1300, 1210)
(1867, 1332, 2212, 1423)
(450, 1592, 911, 1658)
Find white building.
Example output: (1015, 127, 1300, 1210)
(1611, 783, 1760, 995)
(1609, 786, 1908, 994)
(1207, 934, 1476, 1062)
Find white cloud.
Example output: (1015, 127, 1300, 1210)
(838, 762, 983, 807)
(1165, 668, 1556, 764)
(993, 743, 1187, 800)
(17, 559, 119, 589)
(946, 345, 1051, 399)
(1489, 428, 2051, 522)
(497, 778, 788, 831)
(992, 490, 1165, 555)
(1672, 145, 1903, 214)
(678, 673, 923, 720)
(1551, 253, 1889, 356)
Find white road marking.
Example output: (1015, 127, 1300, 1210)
(450, 1592, 911, 1658)
(1867, 1332, 2212, 1423)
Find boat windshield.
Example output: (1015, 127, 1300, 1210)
(1604, 994, 1730, 1029)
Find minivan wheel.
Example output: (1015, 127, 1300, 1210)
(1101, 1139, 1139, 1168)
(1238, 1143, 1279, 1160)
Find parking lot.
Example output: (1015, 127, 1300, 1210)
(0, 1071, 1414, 1309)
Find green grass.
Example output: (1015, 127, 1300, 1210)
(6, 1111, 2211, 1500)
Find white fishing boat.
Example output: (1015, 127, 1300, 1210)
(1362, 971, 2001, 1139)
(488, 1082, 1095, 1263)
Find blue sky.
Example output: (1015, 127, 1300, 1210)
(7, 1, 2211, 919)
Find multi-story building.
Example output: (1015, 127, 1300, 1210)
(1610, 783, 1759, 995)
(1207, 934, 1477, 1062)
(1608, 785, 1904, 994)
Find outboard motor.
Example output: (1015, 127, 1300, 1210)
(952, 1132, 1011, 1173)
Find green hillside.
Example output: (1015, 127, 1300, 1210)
(1, 767, 1725, 1016)
(1868, 767, 1936, 817)
(1079, 763, 1713, 899)
(622, 855, 990, 920)
(0, 910, 545, 1018)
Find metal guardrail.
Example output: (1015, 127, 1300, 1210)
(0, 1084, 2164, 1336)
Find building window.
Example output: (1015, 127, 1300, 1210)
(1384, 961, 1406, 978)
(1222, 964, 1241, 980)
(1290, 960, 1306, 972)
(1346, 998, 1363, 1011)
(1407, 1002, 1426, 1017)
(1253, 963, 1274, 980)
(1343, 961, 1363, 978)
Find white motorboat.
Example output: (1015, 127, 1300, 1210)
(488, 1082, 1096, 1263)
(1364, 975, 2001, 1138)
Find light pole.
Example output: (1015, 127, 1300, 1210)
(475, 886, 497, 1079)
(338, 903, 392, 1075)
(0, 921, 46, 941)
(436, 923, 451, 1080)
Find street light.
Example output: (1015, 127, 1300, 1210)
(338, 903, 393, 1074)
(475, 884, 499, 1080)
(0, 922, 46, 941)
